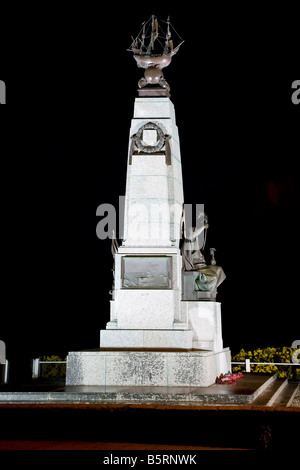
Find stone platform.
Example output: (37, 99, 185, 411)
(65, 348, 231, 387)
(0, 374, 277, 405)
(1, 376, 299, 451)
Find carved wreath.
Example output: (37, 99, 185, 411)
(132, 122, 169, 153)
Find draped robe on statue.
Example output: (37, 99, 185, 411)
(181, 226, 226, 292)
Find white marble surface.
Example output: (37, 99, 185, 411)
(182, 301, 224, 353)
(114, 289, 179, 329)
(104, 299, 225, 351)
(100, 329, 193, 349)
(133, 98, 177, 121)
(118, 247, 181, 254)
(66, 348, 231, 387)
(110, 249, 183, 336)
(124, 97, 183, 247)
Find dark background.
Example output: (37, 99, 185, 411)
(1, 4, 299, 382)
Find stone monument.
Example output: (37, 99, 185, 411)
(66, 15, 231, 387)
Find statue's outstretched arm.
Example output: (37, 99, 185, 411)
(185, 224, 209, 241)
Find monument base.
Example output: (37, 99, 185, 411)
(66, 348, 231, 387)
(100, 329, 193, 350)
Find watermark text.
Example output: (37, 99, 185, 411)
(291, 80, 300, 105)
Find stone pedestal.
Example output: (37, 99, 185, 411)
(66, 94, 231, 389)
(66, 348, 231, 387)
(100, 97, 187, 352)
(67, 297, 230, 387)
(100, 246, 193, 350)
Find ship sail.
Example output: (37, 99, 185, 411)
(128, 15, 184, 58)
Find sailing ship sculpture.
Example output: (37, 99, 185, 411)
(128, 15, 184, 93)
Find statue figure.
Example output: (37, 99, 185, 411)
(181, 211, 226, 293)
(210, 247, 217, 265)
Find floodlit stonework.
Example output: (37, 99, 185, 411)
(66, 16, 231, 388)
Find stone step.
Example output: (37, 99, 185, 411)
(268, 378, 289, 406)
(288, 382, 300, 407)
(252, 376, 300, 407)
(272, 381, 300, 407)
(252, 376, 285, 406)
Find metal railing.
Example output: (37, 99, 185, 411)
(1, 360, 9, 384)
(30, 357, 299, 379)
(32, 358, 66, 379)
(232, 359, 299, 373)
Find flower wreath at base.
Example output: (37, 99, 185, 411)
(216, 372, 244, 384)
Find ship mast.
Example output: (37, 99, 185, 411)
(140, 22, 145, 52)
(146, 15, 158, 55)
(163, 16, 173, 55)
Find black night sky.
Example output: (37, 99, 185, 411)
(1, 4, 299, 382)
